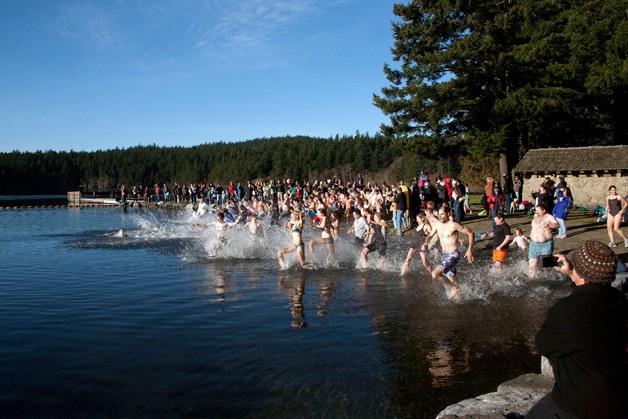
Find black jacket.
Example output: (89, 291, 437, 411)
(535, 283, 628, 418)
(394, 191, 407, 212)
(534, 192, 554, 213)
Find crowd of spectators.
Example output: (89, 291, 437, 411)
(118, 172, 474, 232)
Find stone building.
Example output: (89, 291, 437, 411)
(514, 145, 628, 208)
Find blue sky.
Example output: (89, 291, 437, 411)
(1, 0, 399, 153)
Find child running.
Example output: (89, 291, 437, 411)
(510, 227, 530, 252)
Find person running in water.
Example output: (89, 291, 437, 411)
(421, 205, 475, 299)
(309, 206, 336, 261)
(360, 212, 388, 269)
(277, 211, 311, 269)
(202, 211, 242, 256)
(401, 212, 432, 276)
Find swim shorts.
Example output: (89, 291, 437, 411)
(528, 240, 553, 259)
(438, 250, 460, 279)
(365, 241, 387, 256)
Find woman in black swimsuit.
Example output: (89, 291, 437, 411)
(605, 185, 628, 247)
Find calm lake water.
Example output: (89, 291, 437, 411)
(0, 207, 570, 417)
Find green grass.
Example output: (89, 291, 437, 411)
(468, 194, 483, 205)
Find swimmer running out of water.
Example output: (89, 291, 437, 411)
(277, 211, 311, 269)
(421, 204, 474, 299)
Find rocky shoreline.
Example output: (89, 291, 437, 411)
(436, 371, 554, 418)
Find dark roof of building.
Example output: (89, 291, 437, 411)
(514, 145, 628, 174)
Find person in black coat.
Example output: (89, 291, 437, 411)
(527, 240, 628, 419)
(533, 185, 554, 214)
(422, 179, 436, 206)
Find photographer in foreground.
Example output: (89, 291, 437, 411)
(528, 241, 627, 418)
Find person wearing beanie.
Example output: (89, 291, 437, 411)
(527, 241, 628, 418)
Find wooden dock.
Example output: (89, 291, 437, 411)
(67, 192, 120, 207)
(65, 191, 190, 210)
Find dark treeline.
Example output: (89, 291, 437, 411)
(0, 134, 427, 195)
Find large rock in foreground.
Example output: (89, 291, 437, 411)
(436, 373, 553, 418)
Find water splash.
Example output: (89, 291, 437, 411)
(71, 209, 572, 302)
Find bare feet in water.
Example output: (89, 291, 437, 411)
(447, 286, 462, 300)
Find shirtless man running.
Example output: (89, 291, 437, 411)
(528, 203, 559, 279)
(421, 205, 475, 299)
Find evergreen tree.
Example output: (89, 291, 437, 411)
(374, 0, 627, 170)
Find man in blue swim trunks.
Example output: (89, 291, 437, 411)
(421, 205, 475, 299)
(528, 204, 559, 279)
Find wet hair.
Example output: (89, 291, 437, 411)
(608, 185, 617, 191)
(439, 204, 451, 214)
